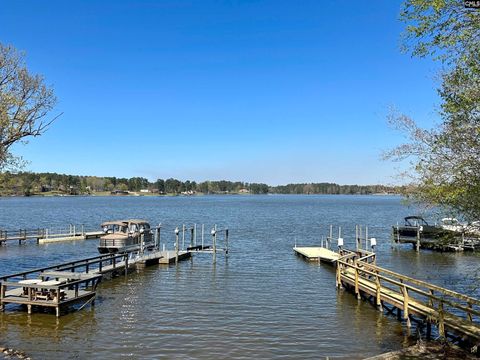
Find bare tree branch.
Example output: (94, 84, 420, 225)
(0, 43, 59, 169)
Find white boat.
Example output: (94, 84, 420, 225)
(98, 219, 155, 254)
(439, 218, 465, 233)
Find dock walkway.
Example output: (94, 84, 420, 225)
(335, 249, 480, 351)
(0, 226, 103, 245)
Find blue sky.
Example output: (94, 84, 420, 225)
(0, 0, 441, 185)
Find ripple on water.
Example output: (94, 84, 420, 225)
(0, 195, 478, 359)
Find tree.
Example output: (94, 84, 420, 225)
(400, 0, 479, 66)
(155, 178, 165, 193)
(0, 43, 59, 170)
(386, 1, 480, 220)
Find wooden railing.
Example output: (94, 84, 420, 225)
(0, 252, 132, 282)
(0, 229, 46, 241)
(336, 251, 480, 341)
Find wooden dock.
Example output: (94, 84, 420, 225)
(392, 226, 480, 252)
(293, 246, 339, 263)
(0, 226, 103, 245)
(0, 249, 190, 317)
(157, 250, 191, 264)
(0, 223, 229, 317)
(336, 249, 480, 352)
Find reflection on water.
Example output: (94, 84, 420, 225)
(0, 195, 478, 359)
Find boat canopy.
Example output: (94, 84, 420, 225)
(404, 216, 429, 226)
(125, 219, 150, 225)
(101, 219, 150, 227)
(101, 221, 128, 227)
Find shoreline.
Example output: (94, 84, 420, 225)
(1, 346, 31, 360)
(366, 340, 477, 359)
(0, 192, 401, 198)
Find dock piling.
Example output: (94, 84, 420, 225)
(211, 226, 217, 264)
(366, 226, 369, 249)
(175, 227, 180, 265)
(225, 229, 229, 255)
(194, 224, 197, 247)
(355, 225, 359, 250)
(182, 224, 185, 250)
(190, 227, 194, 248)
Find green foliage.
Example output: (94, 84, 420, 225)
(0, 171, 397, 196)
(388, 0, 480, 220)
(271, 183, 394, 195)
(400, 0, 480, 65)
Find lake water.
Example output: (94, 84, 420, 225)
(0, 195, 478, 359)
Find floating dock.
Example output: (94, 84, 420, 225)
(0, 226, 103, 245)
(293, 246, 339, 263)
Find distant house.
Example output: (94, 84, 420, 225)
(41, 185, 52, 192)
(140, 189, 150, 193)
(238, 188, 250, 194)
(111, 190, 129, 195)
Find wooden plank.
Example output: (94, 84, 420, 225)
(41, 271, 98, 280)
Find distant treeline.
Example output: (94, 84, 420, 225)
(0, 171, 399, 196)
(272, 183, 396, 195)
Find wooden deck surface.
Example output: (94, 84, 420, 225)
(293, 246, 339, 263)
(39, 231, 103, 244)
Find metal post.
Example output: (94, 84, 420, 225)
(190, 227, 194, 248)
(355, 225, 359, 250)
(175, 227, 179, 265)
(365, 226, 369, 250)
(194, 224, 197, 246)
(358, 225, 367, 250)
(82, 224, 85, 236)
(225, 229, 229, 255)
(416, 227, 420, 252)
(202, 224, 204, 249)
(329, 225, 333, 246)
(212, 226, 217, 264)
(140, 233, 144, 255)
(182, 224, 185, 250)
(159, 224, 162, 250)
(158, 224, 161, 250)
